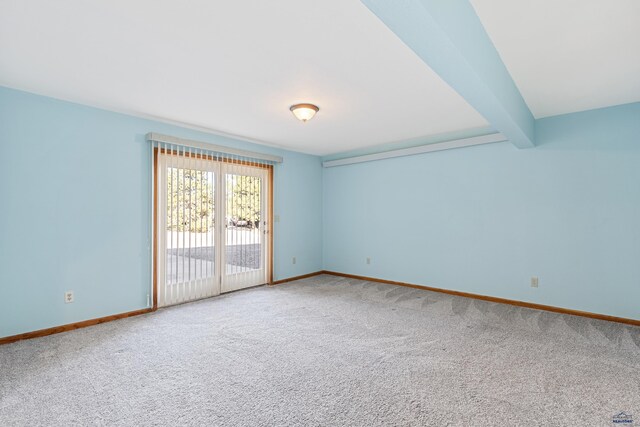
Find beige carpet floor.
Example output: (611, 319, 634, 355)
(1, 274, 639, 426)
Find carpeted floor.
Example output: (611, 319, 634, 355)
(1, 274, 639, 426)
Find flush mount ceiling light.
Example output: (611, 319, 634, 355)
(290, 103, 319, 123)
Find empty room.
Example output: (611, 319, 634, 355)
(1, 0, 639, 426)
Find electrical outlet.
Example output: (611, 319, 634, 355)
(366, 257, 371, 265)
(292, 256, 296, 265)
(64, 291, 74, 303)
(530, 277, 539, 288)
(274, 215, 280, 223)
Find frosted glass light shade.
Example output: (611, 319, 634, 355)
(290, 103, 319, 122)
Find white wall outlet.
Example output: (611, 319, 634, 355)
(366, 257, 371, 265)
(64, 291, 74, 303)
(530, 277, 539, 288)
(292, 256, 296, 265)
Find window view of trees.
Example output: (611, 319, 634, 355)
(226, 174, 262, 229)
(166, 169, 262, 233)
(166, 168, 214, 233)
(164, 166, 265, 282)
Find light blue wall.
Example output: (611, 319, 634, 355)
(2, 86, 638, 338)
(0, 86, 322, 338)
(323, 102, 640, 320)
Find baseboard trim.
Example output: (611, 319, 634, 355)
(322, 271, 640, 327)
(0, 272, 324, 345)
(4, 269, 636, 345)
(272, 271, 324, 285)
(0, 307, 155, 345)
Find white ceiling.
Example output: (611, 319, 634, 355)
(470, 0, 640, 118)
(0, 0, 488, 156)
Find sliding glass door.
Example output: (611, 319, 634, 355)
(155, 147, 271, 307)
(222, 163, 269, 293)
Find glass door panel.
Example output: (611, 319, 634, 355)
(156, 149, 271, 307)
(221, 163, 268, 293)
(157, 152, 219, 307)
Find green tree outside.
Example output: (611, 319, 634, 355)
(166, 168, 214, 232)
(166, 169, 262, 232)
(226, 174, 262, 228)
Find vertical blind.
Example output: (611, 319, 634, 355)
(148, 133, 279, 307)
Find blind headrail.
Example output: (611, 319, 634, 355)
(145, 132, 283, 163)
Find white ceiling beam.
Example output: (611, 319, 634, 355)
(361, 0, 536, 148)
